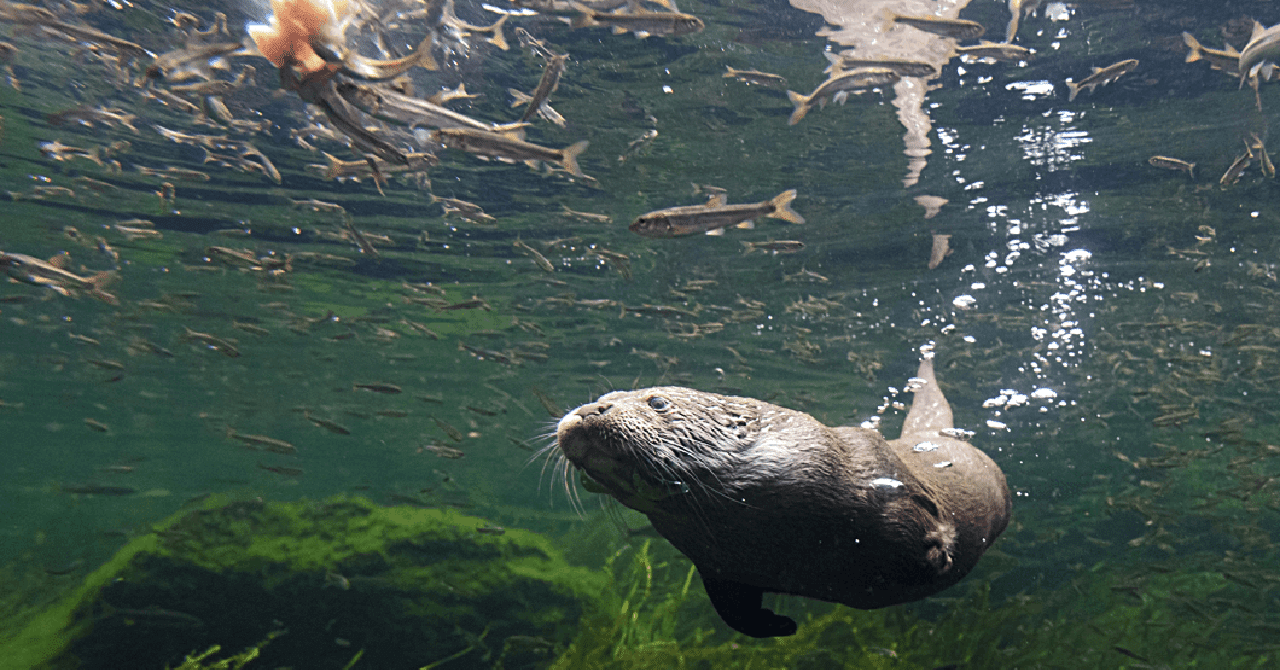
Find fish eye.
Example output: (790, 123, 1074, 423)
(647, 396, 670, 411)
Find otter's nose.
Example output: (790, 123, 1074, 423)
(575, 402, 612, 418)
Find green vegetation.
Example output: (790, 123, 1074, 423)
(0, 495, 606, 670)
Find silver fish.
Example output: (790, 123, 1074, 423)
(1066, 59, 1138, 101)
(431, 128, 589, 178)
(630, 190, 804, 238)
(787, 68, 900, 125)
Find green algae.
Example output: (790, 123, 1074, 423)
(1, 494, 606, 670)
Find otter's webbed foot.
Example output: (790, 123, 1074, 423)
(702, 575, 798, 638)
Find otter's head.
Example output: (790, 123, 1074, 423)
(555, 387, 767, 513)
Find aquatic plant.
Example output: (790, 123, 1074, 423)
(547, 534, 1278, 669)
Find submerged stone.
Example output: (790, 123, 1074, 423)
(15, 495, 605, 670)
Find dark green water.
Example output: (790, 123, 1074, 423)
(2, 0, 1279, 667)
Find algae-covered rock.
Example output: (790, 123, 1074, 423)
(21, 495, 606, 670)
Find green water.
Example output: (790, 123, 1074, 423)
(2, 0, 1279, 667)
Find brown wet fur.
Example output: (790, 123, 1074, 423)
(556, 357, 1010, 613)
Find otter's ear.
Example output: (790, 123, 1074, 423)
(701, 575, 798, 638)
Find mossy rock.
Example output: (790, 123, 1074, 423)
(10, 495, 606, 670)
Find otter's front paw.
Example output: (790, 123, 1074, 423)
(702, 575, 799, 638)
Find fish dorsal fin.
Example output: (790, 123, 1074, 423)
(1090, 66, 1102, 73)
(1251, 20, 1266, 43)
(706, 193, 727, 207)
(1226, 43, 1240, 55)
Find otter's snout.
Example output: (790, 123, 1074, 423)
(573, 401, 612, 418)
(556, 400, 615, 462)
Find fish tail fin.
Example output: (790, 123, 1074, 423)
(705, 227, 726, 236)
(88, 270, 116, 291)
(561, 140, 589, 178)
(734, 221, 755, 230)
(416, 38, 440, 71)
(1066, 81, 1080, 101)
(570, 6, 595, 29)
(768, 189, 804, 224)
(323, 152, 343, 180)
(1188, 163, 1196, 180)
(786, 90, 810, 125)
(509, 88, 532, 107)
(486, 15, 509, 50)
(1182, 32, 1202, 62)
(878, 7, 898, 33)
(740, 241, 756, 253)
(90, 288, 120, 305)
(723, 65, 736, 78)
(1005, 15, 1020, 44)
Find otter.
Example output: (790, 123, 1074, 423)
(554, 357, 1011, 638)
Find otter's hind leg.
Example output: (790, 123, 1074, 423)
(701, 575, 798, 638)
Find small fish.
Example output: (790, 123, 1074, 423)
(0, 251, 117, 303)
(530, 386, 561, 417)
(421, 444, 465, 459)
(84, 418, 111, 433)
(928, 234, 953, 270)
(376, 409, 410, 418)
(332, 81, 523, 136)
(182, 327, 241, 358)
(431, 128, 589, 179)
(723, 66, 787, 87)
(786, 68, 900, 125)
(513, 239, 555, 272)
(303, 411, 351, 435)
(103, 605, 205, 628)
(1149, 155, 1196, 179)
(741, 240, 805, 254)
(47, 105, 138, 132)
(459, 343, 514, 364)
(476, 525, 506, 535)
(955, 41, 1033, 63)
(824, 54, 936, 78)
(289, 198, 345, 214)
(61, 484, 136, 496)
(517, 53, 568, 124)
(1112, 647, 1151, 663)
(570, 6, 704, 37)
(86, 359, 125, 370)
(1246, 133, 1275, 178)
(881, 10, 986, 40)
(1182, 32, 1240, 75)
(437, 297, 490, 311)
(560, 206, 611, 223)
(1220, 151, 1252, 188)
(257, 462, 303, 477)
(225, 427, 297, 454)
(353, 382, 403, 394)
(432, 195, 495, 223)
(1065, 59, 1138, 102)
(630, 189, 804, 238)
(434, 417, 465, 442)
(231, 321, 271, 337)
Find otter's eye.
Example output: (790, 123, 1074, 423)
(647, 396, 670, 411)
